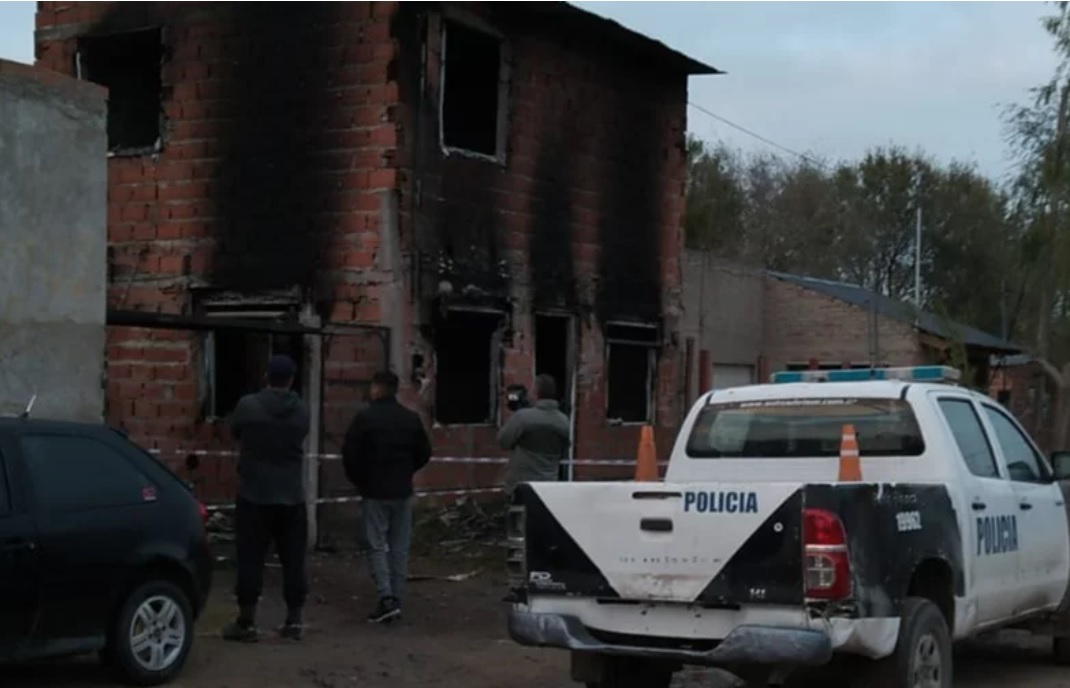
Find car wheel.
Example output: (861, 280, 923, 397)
(868, 597, 952, 688)
(108, 580, 194, 687)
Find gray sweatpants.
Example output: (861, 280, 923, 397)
(361, 498, 413, 604)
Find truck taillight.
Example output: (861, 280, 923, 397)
(802, 508, 851, 600)
(505, 505, 526, 590)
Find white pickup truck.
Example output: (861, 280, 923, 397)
(505, 366, 1070, 688)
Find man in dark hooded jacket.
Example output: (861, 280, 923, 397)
(222, 354, 311, 643)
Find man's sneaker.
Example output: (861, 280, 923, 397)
(278, 622, 305, 640)
(367, 597, 401, 624)
(221, 620, 259, 643)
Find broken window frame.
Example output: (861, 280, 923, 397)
(604, 322, 660, 427)
(75, 26, 166, 157)
(436, 9, 511, 164)
(194, 292, 304, 422)
(432, 307, 505, 427)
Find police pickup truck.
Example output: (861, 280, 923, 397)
(505, 366, 1070, 688)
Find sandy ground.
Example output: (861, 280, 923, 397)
(5, 548, 1070, 688)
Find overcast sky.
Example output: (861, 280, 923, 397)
(0, 1, 1057, 181)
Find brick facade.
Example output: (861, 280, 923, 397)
(762, 278, 922, 373)
(34, 2, 708, 502)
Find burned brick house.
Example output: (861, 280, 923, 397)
(34, 2, 717, 505)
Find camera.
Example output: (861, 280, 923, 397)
(506, 384, 530, 412)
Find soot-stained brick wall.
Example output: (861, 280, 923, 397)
(392, 3, 691, 486)
(37, 1, 695, 498)
(36, 2, 399, 498)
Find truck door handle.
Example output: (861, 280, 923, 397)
(1020, 502, 1033, 511)
(1, 539, 36, 552)
(640, 518, 673, 533)
(971, 501, 986, 511)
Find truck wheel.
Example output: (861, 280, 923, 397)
(586, 656, 673, 688)
(1053, 635, 1070, 665)
(870, 597, 952, 688)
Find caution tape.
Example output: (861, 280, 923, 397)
(203, 486, 505, 513)
(149, 448, 663, 467)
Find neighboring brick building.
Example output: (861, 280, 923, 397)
(34, 2, 716, 507)
(680, 254, 1023, 397)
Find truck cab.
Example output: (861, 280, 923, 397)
(505, 366, 1070, 688)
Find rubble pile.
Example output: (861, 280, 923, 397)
(419, 496, 504, 555)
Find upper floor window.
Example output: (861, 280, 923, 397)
(77, 28, 163, 154)
(439, 18, 507, 161)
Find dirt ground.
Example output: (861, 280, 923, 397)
(6, 548, 1070, 688)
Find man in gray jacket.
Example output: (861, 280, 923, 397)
(498, 374, 571, 495)
(222, 354, 311, 643)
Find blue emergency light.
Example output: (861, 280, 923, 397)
(770, 365, 962, 384)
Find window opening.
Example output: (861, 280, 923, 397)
(535, 314, 571, 409)
(205, 330, 304, 420)
(78, 28, 163, 153)
(440, 19, 503, 158)
(606, 323, 658, 424)
(434, 309, 502, 424)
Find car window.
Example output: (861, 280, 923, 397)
(937, 398, 1000, 479)
(981, 405, 1049, 483)
(685, 397, 925, 458)
(20, 434, 155, 513)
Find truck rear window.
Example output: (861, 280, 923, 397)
(685, 397, 925, 458)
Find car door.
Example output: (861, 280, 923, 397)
(933, 394, 1020, 626)
(0, 434, 41, 656)
(979, 402, 1069, 615)
(18, 430, 161, 643)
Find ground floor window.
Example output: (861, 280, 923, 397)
(433, 309, 503, 425)
(605, 323, 659, 424)
(202, 330, 304, 419)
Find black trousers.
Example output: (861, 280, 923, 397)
(234, 497, 309, 612)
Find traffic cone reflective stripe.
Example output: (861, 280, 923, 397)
(635, 425, 658, 482)
(838, 423, 862, 482)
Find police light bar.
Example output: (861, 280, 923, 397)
(770, 365, 962, 384)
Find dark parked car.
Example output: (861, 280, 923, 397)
(0, 418, 213, 686)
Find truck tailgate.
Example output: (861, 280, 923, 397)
(515, 481, 805, 606)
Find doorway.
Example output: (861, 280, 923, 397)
(535, 314, 575, 480)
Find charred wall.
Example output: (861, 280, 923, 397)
(37, 2, 398, 319)
(391, 2, 691, 469)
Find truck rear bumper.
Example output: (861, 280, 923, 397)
(508, 609, 833, 667)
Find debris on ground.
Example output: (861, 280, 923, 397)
(206, 511, 235, 543)
(422, 496, 502, 554)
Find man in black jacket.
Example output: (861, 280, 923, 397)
(342, 370, 432, 623)
(223, 354, 311, 642)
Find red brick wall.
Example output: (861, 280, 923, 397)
(36, 2, 690, 500)
(763, 278, 921, 372)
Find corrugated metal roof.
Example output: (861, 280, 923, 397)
(768, 271, 1022, 353)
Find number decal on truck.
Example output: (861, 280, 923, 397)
(976, 515, 1019, 556)
(683, 490, 759, 513)
(895, 510, 922, 532)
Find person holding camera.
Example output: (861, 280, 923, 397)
(497, 374, 571, 496)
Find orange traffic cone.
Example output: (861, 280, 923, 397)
(635, 425, 659, 482)
(838, 423, 862, 482)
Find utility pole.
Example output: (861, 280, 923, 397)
(914, 205, 922, 326)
